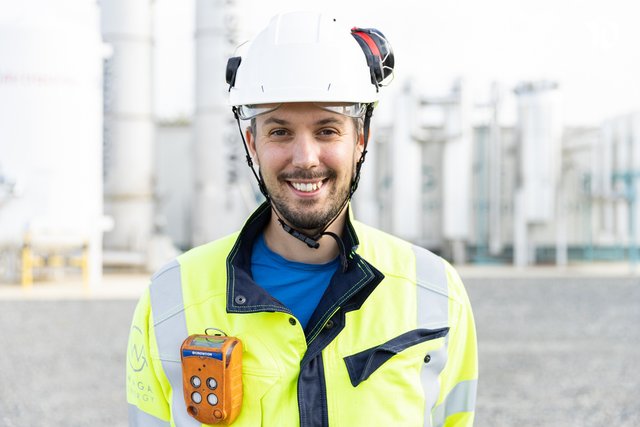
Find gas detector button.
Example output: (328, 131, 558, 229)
(207, 377, 218, 389)
(191, 392, 202, 404)
(190, 376, 202, 388)
(207, 393, 218, 406)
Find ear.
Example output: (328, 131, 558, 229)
(245, 126, 259, 165)
(356, 129, 366, 162)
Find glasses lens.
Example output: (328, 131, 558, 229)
(236, 104, 281, 120)
(316, 103, 367, 118)
(237, 103, 370, 119)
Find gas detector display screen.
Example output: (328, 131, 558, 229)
(190, 336, 224, 349)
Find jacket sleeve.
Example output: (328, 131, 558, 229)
(432, 262, 478, 427)
(126, 288, 172, 426)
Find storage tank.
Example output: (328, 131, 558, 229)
(0, 0, 105, 285)
(513, 80, 563, 266)
(101, 0, 154, 257)
(514, 81, 563, 223)
(442, 78, 473, 263)
(389, 80, 422, 242)
(193, 0, 255, 246)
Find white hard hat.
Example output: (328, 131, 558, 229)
(226, 12, 394, 110)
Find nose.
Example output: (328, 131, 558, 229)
(291, 133, 320, 169)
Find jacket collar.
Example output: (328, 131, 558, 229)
(225, 202, 383, 334)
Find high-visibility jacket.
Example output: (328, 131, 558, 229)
(127, 203, 478, 426)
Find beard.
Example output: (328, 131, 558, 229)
(267, 168, 351, 234)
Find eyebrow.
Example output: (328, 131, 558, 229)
(262, 117, 345, 126)
(263, 117, 289, 126)
(315, 117, 344, 126)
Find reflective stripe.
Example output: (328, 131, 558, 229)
(412, 246, 449, 427)
(150, 260, 200, 427)
(413, 246, 448, 330)
(128, 403, 171, 427)
(431, 379, 478, 427)
(420, 339, 448, 427)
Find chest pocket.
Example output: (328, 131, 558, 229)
(344, 327, 449, 387)
(327, 327, 449, 426)
(234, 334, 283, 426)
(155, 335, 282, 427)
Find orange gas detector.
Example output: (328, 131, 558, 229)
(181, 331, 243, 424)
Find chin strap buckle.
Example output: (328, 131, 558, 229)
(277, 219, 320, 249)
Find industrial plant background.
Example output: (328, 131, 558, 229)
(1, 1, 640, 427)
(3, 0, 640, 286)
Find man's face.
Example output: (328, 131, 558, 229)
(247, 103, 364, 233)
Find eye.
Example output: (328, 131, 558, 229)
(317, 128, 340, 138)
(269, 128, 289, 137)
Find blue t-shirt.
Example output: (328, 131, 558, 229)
(251, 233, 339, 329)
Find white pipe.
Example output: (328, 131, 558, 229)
(442, 78, 472, 263)
(488, 82, 504, 256)
(351, 127, 380, 228)
(513, 190, 528, 267)
(513, 81, 562, 265)
(600, 121, 615, 241)
(390, 80, 422, 242)
(631, 113, 640, 266)
(101, 0, 154, 254)
(555, 185, 568, 267)
(193, 0, 252, 246)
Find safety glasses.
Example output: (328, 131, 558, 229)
(235, 102, 372, 120)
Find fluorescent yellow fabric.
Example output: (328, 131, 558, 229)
(126, 288, 171, 423)
(126, 209, 478, 426)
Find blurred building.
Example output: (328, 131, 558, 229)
(0, 0, 105, 286)
(2, 2, 640, 287)
(361, 80, 640, 267)
(154, 77, 640, 268)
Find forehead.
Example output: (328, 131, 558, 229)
(255, 103, 351, 128)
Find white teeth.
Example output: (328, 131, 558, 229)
(292, 181, 323, 192)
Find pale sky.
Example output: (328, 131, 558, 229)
(154, 0, 640, 126)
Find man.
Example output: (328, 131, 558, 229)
(127, 11, 477, 427)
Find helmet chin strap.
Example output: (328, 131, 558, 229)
(233, 107, 270, 200)
(349, 103, 374, 197)
(232, 104, 374, 270)
(270, 198, 351, 272)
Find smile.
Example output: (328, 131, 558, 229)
(290, 180, 324, 192)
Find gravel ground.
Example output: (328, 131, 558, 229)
(0, 300, 135, 427)
(466, 276, 640, 427)
(0, 276, 638, 426)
